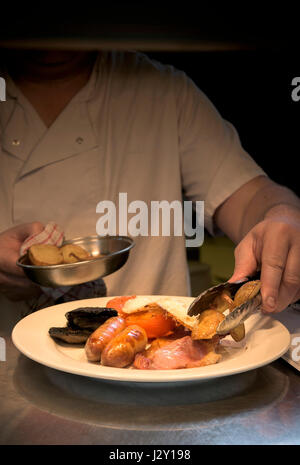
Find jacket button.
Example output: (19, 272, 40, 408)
(76, 137, 83, 144)
(12, 139, 20, 146)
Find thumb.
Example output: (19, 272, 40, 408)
(12, 222, 45, 242)
(228, 233, 258, 283)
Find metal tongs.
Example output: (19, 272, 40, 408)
(187, 272, 262, 335)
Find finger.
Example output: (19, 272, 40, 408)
(228, 233, 258, 283)
(11, 222, 44, 243)
(1, 249, 27, 277)
(271, 245, 300, 313)
(291, 288, 300, 305)
(260, 232, 290, 313)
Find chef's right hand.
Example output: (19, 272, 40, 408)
(0, 222, 44, 301)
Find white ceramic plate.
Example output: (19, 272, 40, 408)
(12, 296, 291, 383)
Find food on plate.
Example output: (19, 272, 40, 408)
(28, 244, 64, 266)
(191, 309, 225, 340)
(121, 296, 198, 330)
(85, 316, 127, 362)
(229, 323, 246, 343)
(101, 296, 224, 369)
(124, 303, 177, 338)
(65, 307, 118, 330)
(101, 325, 148, 368)
(134, 335, 221, 370)
(48, 327, 92, 344)
(27, 243, 92, 266)
(48, 307, 118, 343)
(229, 280, 261, 342)
(187, 279, 261, 342)
(60, 244, 91, 263)
(233, 280, 261, 306)
(48, 289, 253, 369)
(106, 295, 137, 315)
(212, 289, 235, 313)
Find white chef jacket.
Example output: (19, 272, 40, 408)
(0, 51, 266, 302)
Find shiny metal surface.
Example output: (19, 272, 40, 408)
(1, 308, 300, 445)
(187, 280, 244, 317)
(17, 235, 135, 288)
(217, 293, 263, 335)
(188, 273, 262, 318)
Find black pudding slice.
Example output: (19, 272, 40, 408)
(65, 307, 118, 330)
(49, 327, 92, 344)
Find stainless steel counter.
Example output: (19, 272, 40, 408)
(1, 311, 300, 445)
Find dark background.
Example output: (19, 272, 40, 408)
(1, 3, 299, 196)
(147, 50, 299, 197)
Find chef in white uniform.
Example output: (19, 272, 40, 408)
(0, 49, 300, 328)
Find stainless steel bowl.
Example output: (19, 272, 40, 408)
(17, 235, 135, 288)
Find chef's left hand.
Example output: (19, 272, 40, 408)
(229, 206, 300, 313)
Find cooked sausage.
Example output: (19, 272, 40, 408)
(85, 316, 127, 361)
(101, 325, 148, 368)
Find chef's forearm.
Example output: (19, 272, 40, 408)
(215, 176, 300, 243)
(239, 182, 300, 238)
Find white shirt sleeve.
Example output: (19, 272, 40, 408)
(175, 70, 267, 235)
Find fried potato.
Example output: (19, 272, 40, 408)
(228, 281, 260, 342)
(212, 290, 235, 313)
(191, 309, 225, 340)
(60, 244, 91, 263)
(230, 323, 246, 342)
(196, 348, 222, 366)
(28, 244, 64, 266)
(233, 280, 261, 306)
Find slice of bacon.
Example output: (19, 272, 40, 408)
(133, 335, 221, 370)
